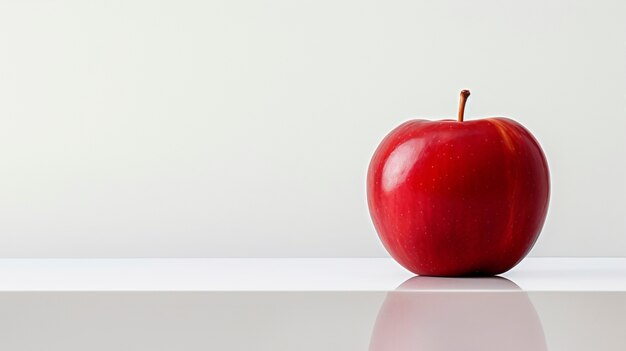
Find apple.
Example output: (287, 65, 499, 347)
(369, 277, 547, 351)
(367, 90, 550, 276)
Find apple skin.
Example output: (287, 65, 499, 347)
(367, 117, 550, 276)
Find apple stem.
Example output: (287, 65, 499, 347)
(458, 90, 471, 122)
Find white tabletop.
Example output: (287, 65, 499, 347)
(0, 257, 624, 291)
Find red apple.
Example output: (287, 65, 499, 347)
(367, 90, 550, 276)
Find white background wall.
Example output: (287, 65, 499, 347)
(0, 0, 624, 257)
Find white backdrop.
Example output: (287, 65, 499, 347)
(0, 0, 624, 257)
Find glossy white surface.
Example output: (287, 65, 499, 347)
(0, 257, 624, 291)
(1, 291, 624, 351)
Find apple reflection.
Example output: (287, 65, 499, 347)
(369, 277, 547, 351)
